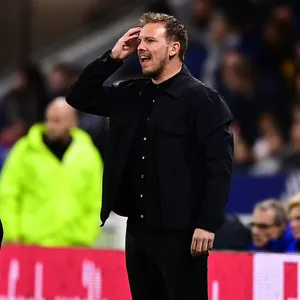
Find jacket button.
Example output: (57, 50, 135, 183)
(140, 215, 144, 219)
(103, 57, 108, 62)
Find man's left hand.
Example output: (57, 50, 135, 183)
(191, 228, 215, 256)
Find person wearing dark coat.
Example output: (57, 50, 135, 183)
(66, 12, 234, 300)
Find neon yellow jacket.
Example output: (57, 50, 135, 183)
(0, 124, 103, 247)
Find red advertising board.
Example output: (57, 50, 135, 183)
(208, 252, 253, 300)
(0, 245, 298, 300)
(0, 246, 130, 300)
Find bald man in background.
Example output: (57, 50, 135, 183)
(0, 98, 103, 247)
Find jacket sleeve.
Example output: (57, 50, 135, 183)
(0, 138, 27, 242)
(66, 50, 123, 117)
(192, 90, 234, 233)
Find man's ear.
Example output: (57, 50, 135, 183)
(169, 42, 180, 58)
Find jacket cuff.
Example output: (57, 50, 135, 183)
(196, 216, 224, 234)
(95, 50, 123, 68)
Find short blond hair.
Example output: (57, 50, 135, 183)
(287, 193, 300, 214)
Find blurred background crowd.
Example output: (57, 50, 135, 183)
(1, 0, 300, 253)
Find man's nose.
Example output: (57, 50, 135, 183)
(137, 40, 146, 51)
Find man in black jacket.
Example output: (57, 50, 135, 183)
(67, 12, 233, 300)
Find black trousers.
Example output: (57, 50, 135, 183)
(125, 225, 208, 300)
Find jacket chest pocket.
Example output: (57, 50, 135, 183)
(154, 96, 191, 136)
(159, 122, 190, 136)
(157, 112, 190, 137)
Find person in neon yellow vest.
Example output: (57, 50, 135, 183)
(0, 97, 103, 247)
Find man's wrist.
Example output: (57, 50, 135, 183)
(109, 50, 121, 61)
(108, 50, 114, 59)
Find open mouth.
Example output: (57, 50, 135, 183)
(140, 55, 151, 63)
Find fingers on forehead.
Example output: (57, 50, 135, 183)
(127, 27, 141, 36)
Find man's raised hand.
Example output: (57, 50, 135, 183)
(111, 27, 141, 61)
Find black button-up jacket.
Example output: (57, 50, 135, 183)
(66, 51, 234, 233)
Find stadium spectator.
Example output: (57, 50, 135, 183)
(251, 113, 286, 175)
(189, 0, 213, 33)
(0, 97, 103, 247)
(47, 63, 78, 100)
(0, 64, 48, 148)
(221, 52, 260, 146)
(232, 126, 252, 173)
(282, 122, 300, 171)
(257, 17, 293, 87)
(287, 193, 300, 251)
(48, 63, 109, 157)
(200, 11, 241, 90)
(247, 199, 296, 253)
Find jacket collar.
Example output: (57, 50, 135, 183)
(144, 64, 191, 98)
(163, 64, 191, 98)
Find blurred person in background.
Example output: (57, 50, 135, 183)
(200, 11, 241, 90)
(0, 64, 48, 148)
(51, 62, 109, 158)
(282, 122, 300, 171)
(272, 5, 297, 92)
(67, 12, 233, 300)
(0, 98, 103, 247)
(192, 0, 213, 32)
(47, 63, 78, 99)
(232, 125, 252, 173)
(257, 14, 294, 87)
(221, 52, 260, 146)
(251, 113, 286, 175)
(255, 14, 292, 123)
(247, 199, 296, 253)
(287, 193, 300, 251)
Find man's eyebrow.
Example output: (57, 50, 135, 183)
(140, 36, 157, 40)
